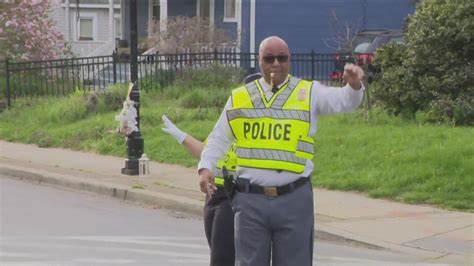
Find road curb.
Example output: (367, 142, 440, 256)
(0, 166, 204, 217)
(0, 165, 395, 251)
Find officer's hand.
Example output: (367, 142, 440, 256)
(342, 63, 364, 90)
(161, 115, 187, 144)
(198, 168, 217, 197)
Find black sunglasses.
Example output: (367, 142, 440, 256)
(262, 55, 289, 64)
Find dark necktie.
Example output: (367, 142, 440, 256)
(271, 86, 279, 93)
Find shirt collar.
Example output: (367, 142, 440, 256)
(258, 75, 290, 92)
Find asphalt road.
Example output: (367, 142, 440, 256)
(0, 177, 443, 266)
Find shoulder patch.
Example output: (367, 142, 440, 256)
(298, 88, 307, 101)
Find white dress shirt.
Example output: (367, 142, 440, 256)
(198, 76, 364, 186)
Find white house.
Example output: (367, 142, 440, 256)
(50, 0, 122, 57)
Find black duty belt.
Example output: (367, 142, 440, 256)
(237, 177, 309, 197)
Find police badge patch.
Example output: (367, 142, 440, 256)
(298, 88, 307, 100)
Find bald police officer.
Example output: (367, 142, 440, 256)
(198, 36, 364, 266)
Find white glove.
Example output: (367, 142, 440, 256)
(161, 114, 187, 144)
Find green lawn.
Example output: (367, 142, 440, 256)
(1, 82, 472, 211)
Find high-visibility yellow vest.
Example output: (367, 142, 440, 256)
(214, 142, 237, 186)
(227, 76, 314, 173)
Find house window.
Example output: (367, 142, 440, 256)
(152, 0, 160, 21)
(78, 18, 93, 41)
(224, 0, 236, 21)
(114, 17, 121, 39)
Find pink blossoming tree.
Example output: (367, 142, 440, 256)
(0, 0, 70, 61)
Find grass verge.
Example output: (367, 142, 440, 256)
(0, 77, 472, 211)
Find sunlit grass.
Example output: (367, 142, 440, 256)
(1, 76, 472, 211)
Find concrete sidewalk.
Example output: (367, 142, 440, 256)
(0, 140, 472, 265)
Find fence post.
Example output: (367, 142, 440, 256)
(362, 63, 372, 123)
(214, 48, 218, 63)
(112, 49, 117, 84)
(363, 63, 371, 111)
(311, 50, 315, 80)
(5, 59, 11, 108)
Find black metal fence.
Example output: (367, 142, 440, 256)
(2, 50, 360, 108)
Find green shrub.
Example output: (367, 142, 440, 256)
(0, 74, 5, 98)
(100, 83, 128, 111)
(42, 96, 89, 124)
(174, 63, 244, 89)
(161, 84, 184, 100)
(143, 65, 242, 103)
(139, 69, 176, 92)
(83, 92, 124, 114)
(372, 0, 474, 125)
(180, 88, 230, 109)
(106, 83, 129, 99)
(180, 90, 208, 108)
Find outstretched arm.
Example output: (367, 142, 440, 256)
(182, 135, 205, 159)
(313, 63, 365, 117)
(161, 115, 204, 159)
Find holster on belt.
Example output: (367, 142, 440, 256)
(222, 166, 237, 201)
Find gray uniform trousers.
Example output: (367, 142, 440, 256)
(232, 180, 314, 266)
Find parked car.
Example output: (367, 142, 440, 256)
(331, 29, 403, 81)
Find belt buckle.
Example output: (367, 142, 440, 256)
(263, 186, 278, 197)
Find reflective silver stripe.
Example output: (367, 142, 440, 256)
(237, 147, 306, 165)
(297, 140, 314, 154)
(245, 82, 265, 108)
(227, 108, 310, 122)
(272, 77, 301, 109)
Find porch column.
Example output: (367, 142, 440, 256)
(210, 0, 214, 33)
(250, 0, 256, 67)
(237, 0, 241, 52)
(160, 0, 167, 34)
(66, 0, 70, 41)
(109, 0, 114, 41)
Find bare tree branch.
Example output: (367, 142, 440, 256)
(324, 9, 362, 52)
(143, 16, 238, 54)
